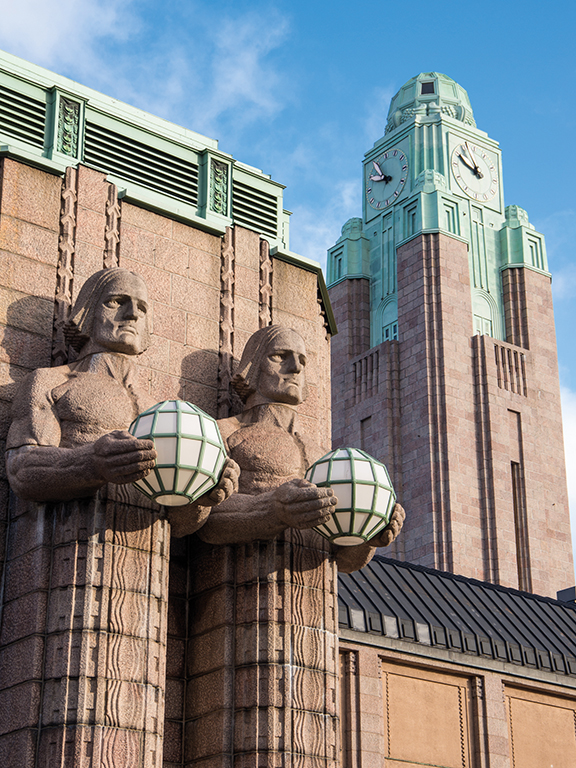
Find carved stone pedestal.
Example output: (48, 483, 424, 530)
(185, 529, 338, 768)
(0, 485, 169, 768)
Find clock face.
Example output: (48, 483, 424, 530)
(365, 148, 408, 211)
(451, 142, 498, 201)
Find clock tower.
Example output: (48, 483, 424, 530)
(328, 72, 573, 597)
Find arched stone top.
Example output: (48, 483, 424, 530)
(385, 72, 476, 134)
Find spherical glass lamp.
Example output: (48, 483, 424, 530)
(128, 400, 227, 506)
(305, 447, 396, 546)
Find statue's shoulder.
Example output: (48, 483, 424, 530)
(217, 415, 243, 444)
(7, 364, 71, 450)
(14, 364, 71, 406)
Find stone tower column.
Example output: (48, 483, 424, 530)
(0, 486, 168, 767)
(185, 529, 338, 768)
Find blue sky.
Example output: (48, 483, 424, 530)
(1, 0, 575, 561)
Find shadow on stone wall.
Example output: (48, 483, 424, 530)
(1, 294, 54, 442)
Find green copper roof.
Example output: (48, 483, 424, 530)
(0, 49, 290, 247)
(385, 72, 475, 135)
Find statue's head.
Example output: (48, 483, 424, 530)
(65, 268, 151, 356)
(232, 325, 308, 406)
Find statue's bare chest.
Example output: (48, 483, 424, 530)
(52, 373, 139, 447)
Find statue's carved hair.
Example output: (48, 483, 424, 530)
(64, 268, 151, 353)
(232, 325, 308, 402)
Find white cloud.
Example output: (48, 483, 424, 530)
(289, 178, 360, 270)
(552, 264, 576, 302)
(0, 0, 134, 74)
(561, 386, 576, 568)
(533, 209, 576, 298)
(201, 13, 290, 128)
(0, 1, 292, 140)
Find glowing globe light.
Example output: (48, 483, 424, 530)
(129, 400, 227, 506)
(305, 447, 396, 546)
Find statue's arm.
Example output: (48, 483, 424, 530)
(6, 370, 156, 502)
(7, 433, 157, 502)
(369, 503, 406, 548)
(197, 478, 337, 545)
(167, 457, 240, 538)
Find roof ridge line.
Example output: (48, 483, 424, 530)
(371, 555, 576, 610)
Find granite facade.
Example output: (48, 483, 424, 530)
(0, 157, 333, 767)
(329, 231, 573, 597)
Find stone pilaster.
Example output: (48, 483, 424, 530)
(185, 529, 338, 768)
(0, 486, 169, 767)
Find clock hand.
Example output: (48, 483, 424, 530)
(459, 151, 484, 179)
(465, 142, 483, 178)
(373, 161, 384, 176)
(458, 153, 476, 172)
(370, 173, 393, 184)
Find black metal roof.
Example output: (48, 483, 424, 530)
(338, 555, 576, 677)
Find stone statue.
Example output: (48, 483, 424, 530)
(187, 325, 405, 767)
(6, 267, 237, 522)
(2, 267, 239, 766)
(198, 324, 405, 570)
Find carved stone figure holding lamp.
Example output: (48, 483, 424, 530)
(189, 324, 405, 767)
(6, 267, 237, 517)
(198, 324, 405, 567)
(3, 267, 238, 765)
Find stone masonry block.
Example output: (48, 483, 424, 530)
(186, 314, 219, 353)
(0, 250, 56, 301)
(0, 215, 59, 267)
(154, 237, 188, 277)
(118, 222, 156, 265)
(0, 590, 48, 645)
(171, 274, 219, 321)
(0, 159, 60, 231)
(188, 247, 220, 288)
(0, 681, 41, 735)
(185, 708, 233, 761)
(75, 207, 105, 249)
(232, 226, 260, 270)
(150, 303, 186, 343)
(185, 667, 233, 719)
(0, 285, 53, 338)
(121, 203, 172, 239)
(172, 220, 221, 255)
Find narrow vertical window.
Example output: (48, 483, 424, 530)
(511, 460, 532, 592)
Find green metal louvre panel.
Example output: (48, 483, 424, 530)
(0, 83, 46, 148)
(232, 179, 278, 238)
(84, 120, 199, 206)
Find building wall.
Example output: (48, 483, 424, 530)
(0, 157, 332, 767)
(339, 635, 576, 768)
(329, 231, 573, 597)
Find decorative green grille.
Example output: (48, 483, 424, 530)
(232, 180, 278, 238)
(0, 84, 46, 148)
(84, 121, 199, 205)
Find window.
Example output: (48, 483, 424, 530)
(383, 322, 398, 341)
(421, 81, 435, 94)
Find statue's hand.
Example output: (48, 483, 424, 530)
(370, 503, 406, 547)
(93, 430, 157, 485)
(272, 478, 338, 530)
(205, 457, 240, 505)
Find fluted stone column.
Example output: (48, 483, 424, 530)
(0, 485, 169, 767)
(185, 528, 338, 768)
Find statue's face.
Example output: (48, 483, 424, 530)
(257, 330, 307, 405)
(91, 273, 149, 355)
